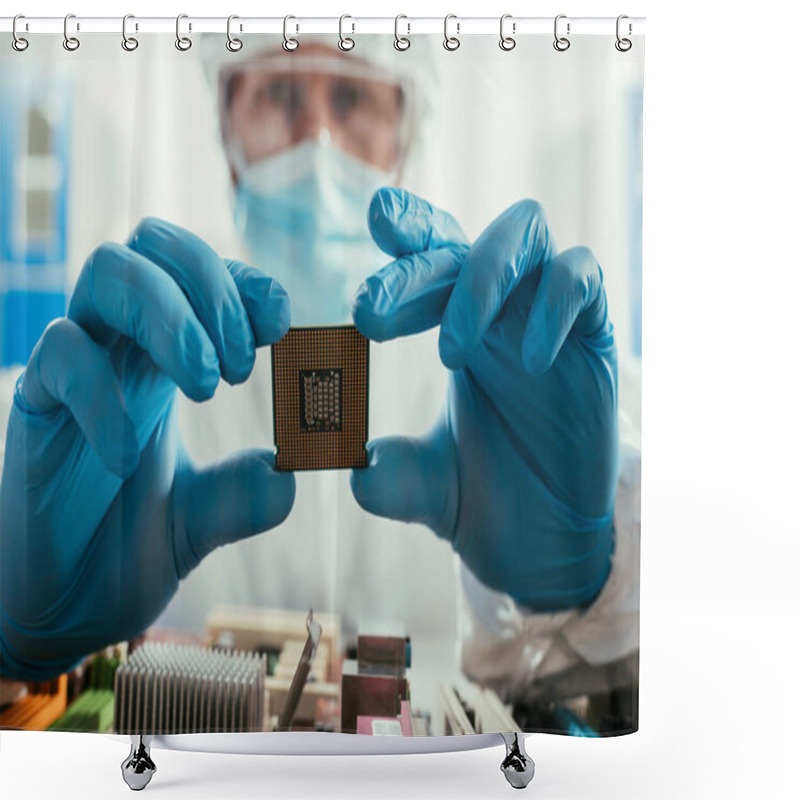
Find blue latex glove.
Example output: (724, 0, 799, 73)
(0, 218, 294, 681)
(351, 189, 619, 612)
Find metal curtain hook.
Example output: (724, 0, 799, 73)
(554, 14, 570, 51)
(499, 14, 516, 51)
(63, 13, 80, 51)
(176, 13, 192, 51)
(394, 15, 410, 50)
(338, 14, 355, 51)
(615, 14, 632, 51)
(443, 14, 460, 51)
(122, 14, 139, 51)
(283, 15, 299, 51)
(226, 15, 243, 51)
(12, 14, 29, 51)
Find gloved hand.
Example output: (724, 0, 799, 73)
(351, 189, 619, 612)
(0, 218, 294, 681)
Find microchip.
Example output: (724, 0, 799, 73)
(271, 325, 369, 471)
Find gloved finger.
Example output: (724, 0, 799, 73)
(127, 218, 255, 385)
(368, 187, 469, 257)
(522, 246, 612, 375)
(352, 246, 467, 341)
(438, 199, 555, 370)
(350, 426, 457, 540)
(225, 260, 291, 346)
(16, 318, 140, 479)
(176, 449, 296, 578)
(68, 241, 220, 402)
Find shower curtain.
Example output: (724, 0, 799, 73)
(0, 20, 643, 745)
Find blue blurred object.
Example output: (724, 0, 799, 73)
(0, 219, 295, 681)
(553, 705, 600, 737)
(351, 188, 619, 612)
(1, 291, 65, 366)
(0, 67, 70, 366)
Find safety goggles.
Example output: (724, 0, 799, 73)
(219, 47, 412, 175)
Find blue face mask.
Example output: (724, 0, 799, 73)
(233, 138, 393, 326)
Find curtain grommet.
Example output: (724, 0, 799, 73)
(12, 14, 29, 51)
(283, 15, 299, 52)
(226, 15, 243, 52)
(553, 14, 571, 52)
(444, 14, 460, 51)
(394, 15, 411, 51)
(63, 14, 80, 51)
(175, 13, 192, 51)
(121, 14, 139, 51)
(338, 14, 355, 51)
(499, 14, 516, 51)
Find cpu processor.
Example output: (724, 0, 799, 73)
(271, 325, 369, 471)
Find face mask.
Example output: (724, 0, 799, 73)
(232, 138, 393, 326)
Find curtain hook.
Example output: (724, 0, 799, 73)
(554, 14, 571, 52)
(175, 13, 192, 51)
(63, 13, 80, 51)
(122, 14, 139, 51)
(499, 14, 516, 51)
(226, 15, 243, 52)
(443, 14, 460, 51)
(394, 15, 411, 51)
(338, 14, 355, 51)
(283, 15, 299, 51)
(615, 15, 632, 52)
(12, 14, 29, 52)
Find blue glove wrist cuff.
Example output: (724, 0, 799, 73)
(509, 521, 616, 613)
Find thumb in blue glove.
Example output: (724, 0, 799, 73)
(351, 189, 618, 612)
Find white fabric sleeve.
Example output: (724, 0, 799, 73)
(457, 431, 640, 698)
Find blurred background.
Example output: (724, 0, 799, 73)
(0, 33, 643, 369)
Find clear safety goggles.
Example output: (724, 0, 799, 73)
(218, 50, 414, 175)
